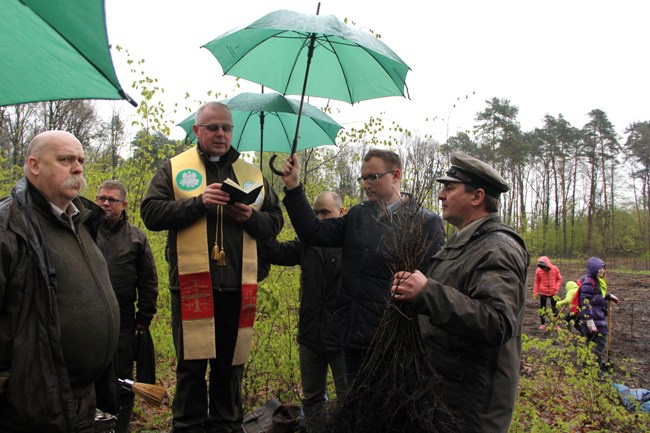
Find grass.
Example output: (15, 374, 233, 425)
(129, 249, 649, 432)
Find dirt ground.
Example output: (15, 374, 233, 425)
(524, 262, 650, 387)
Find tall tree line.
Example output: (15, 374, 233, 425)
(444, 98, 649, 263)
(1, 97, 648, 266)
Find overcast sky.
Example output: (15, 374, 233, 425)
(104, 0, 649, 143)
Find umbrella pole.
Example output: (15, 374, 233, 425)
(260, 85, 265, 171)
(269, 32, 317, 175)
(260, 111, 265, 170)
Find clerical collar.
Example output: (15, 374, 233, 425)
(209, 155, 221, 162)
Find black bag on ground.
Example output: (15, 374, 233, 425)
(242, 398, 300, 433)
(134, 329, 156, 384)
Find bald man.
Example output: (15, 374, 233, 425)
(259, 191, 346, 430)
(0, 131, 120, 433)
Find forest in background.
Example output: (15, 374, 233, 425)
(1, 70, 649, 269)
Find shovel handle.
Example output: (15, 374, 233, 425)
(268, 154, 285, 176)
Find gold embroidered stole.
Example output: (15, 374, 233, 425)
(171, 148, 263, 362)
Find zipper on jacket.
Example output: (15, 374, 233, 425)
(73, 226, 117, 361)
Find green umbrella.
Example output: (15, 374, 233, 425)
(178, 92, 342, 167)
(0, 0, 136, 107)
(202, 7, 409, 172)
(203, 9, 410, 104)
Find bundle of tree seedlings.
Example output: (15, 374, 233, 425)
(321, 172, 459, 433)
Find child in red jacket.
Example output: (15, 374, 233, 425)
(533, 256, 563, 329)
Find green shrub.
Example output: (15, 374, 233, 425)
(511, 330, 650, 432)
(135, 231, 649, 431)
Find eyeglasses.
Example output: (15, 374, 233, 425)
(357, 171, 393, 184)
(96, 196, 124, 205)
(196, 123, 234, 133)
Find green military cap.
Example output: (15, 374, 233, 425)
(436, 152, 510, 198)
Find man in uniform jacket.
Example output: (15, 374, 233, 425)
(259, 191, 346, 430)
(392, 152, 529, 433)
(277, 149, 445, 384)
(141, 102, 283, 433)
(0, 131, 120, 433)
(96, 180, 159, 433)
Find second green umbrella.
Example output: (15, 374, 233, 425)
(177, 92, 342, 157)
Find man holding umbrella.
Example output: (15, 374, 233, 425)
(141, 102, 283, 433)
(278, 149, 445, 384)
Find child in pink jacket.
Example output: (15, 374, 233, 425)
(533, 256, 562, 329)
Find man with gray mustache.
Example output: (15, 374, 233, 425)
(0, 130, 120, 433)
(61, 172, 88, 190)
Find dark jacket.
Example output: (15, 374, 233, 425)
(97, 215, 158, 329)
(0, 178, 119, 433)
(141, 146, 283, 291)
(283, 185, 445, 350)
(413, 214, 529, 433)
(259, 238, 342, 351)
(578, 257, 608, 336)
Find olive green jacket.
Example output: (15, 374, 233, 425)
(413, 214, 529, 433)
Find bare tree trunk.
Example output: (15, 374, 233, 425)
(587, 155, 597, 253)
(570, 152, 579, 253)
(609, 162, 616, 255)
(599, 139, 610, 255)
(6, 105, 34, 179)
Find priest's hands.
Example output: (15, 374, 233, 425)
(226, 203, 253, 223)
(202, 183, 252, 223)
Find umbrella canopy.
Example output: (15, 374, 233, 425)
(178, 92, 342, 153)
(202, 9, 410, 105)
(0, 0, 136, 107)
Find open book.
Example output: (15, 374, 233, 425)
(220, 177, 263, 205)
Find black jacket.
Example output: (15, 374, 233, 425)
(260, 238, 342, 351)
(414, 215, 529, 433)
(283, 185, 445, 350)
(0, 178, 119, 433)
(97, 215, 158, 329)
